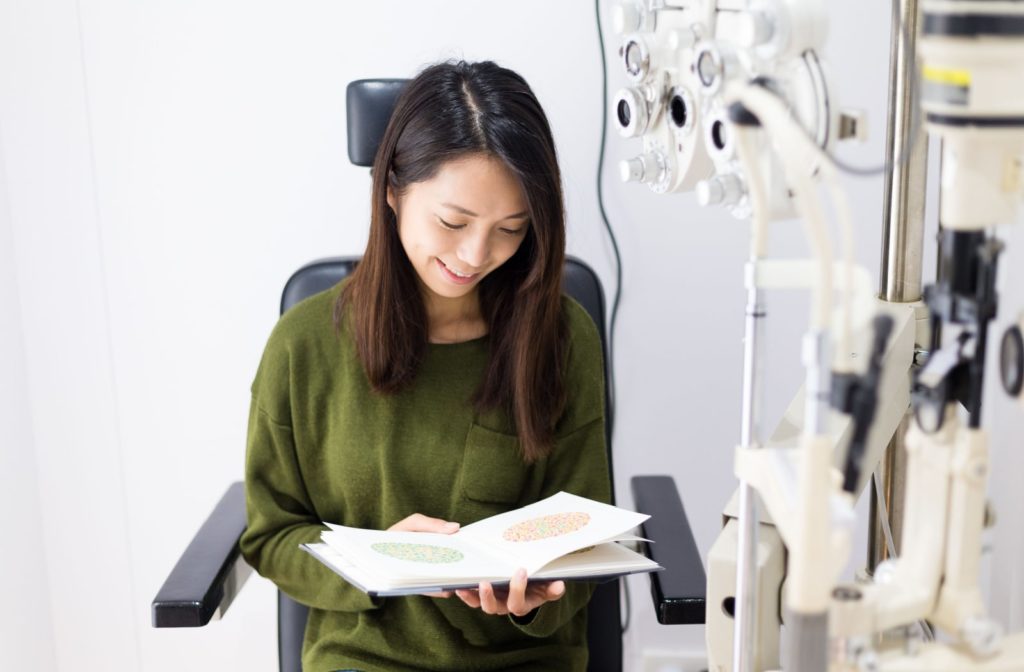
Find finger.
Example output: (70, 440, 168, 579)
(521, 580, 564, 611)
(489, 583, 510, 598)
(407, 513, 459, 533)
(546, 581, 566, 601)
(455, 589, 481, 609)
(389, 513, 460, 533)
(425, 590, 453, 598)
(506, 568, 529, 617)
(479, 581, 505, 615)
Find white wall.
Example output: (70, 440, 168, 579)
(1, 1, 1022, 670)
(1, 0, 140, 668)
(0, 112, 58, 672)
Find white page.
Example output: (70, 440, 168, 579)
(458, 491, 650, 574)
(303, 542, 390, 593)
(302, 543, 479, 594)
(532, 542, 660, 579)
(321, 525, 515, 581)
(303, 541, 661, 596)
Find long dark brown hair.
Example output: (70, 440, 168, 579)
(336, 60, 567, 463)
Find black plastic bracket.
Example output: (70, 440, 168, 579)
(151, 482, 249, 627)
(630, 475, 706, 625)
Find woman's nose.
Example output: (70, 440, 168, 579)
(457, 231, 490, 269)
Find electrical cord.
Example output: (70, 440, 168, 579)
(819, 0, 925, 177)
(595, 0, 624, 425)
(595, 0, 630, 636)
(738, 0, 921, 178)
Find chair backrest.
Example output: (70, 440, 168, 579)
(277, 255, 620, 672)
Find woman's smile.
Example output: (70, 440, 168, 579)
(436, 258, 480, 284)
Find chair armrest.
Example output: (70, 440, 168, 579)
(630, 475, 706, 624)
(152, 481, 252, 627)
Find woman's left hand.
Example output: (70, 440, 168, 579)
(454, 568, 565, 618)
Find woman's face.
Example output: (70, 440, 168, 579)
(388, 153, 530, 312)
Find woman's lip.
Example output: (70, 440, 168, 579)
(436, 258, 479, 284)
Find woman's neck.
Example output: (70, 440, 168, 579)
(424, 290, 487, 344)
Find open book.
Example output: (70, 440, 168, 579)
(301, 491, 663, 596)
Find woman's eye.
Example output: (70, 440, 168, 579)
(500, 228, 525, 236)
(438, 218, 466, 230)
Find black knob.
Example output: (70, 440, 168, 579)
(1001, 324, 1024, 397)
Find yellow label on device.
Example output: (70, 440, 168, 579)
(923, 65, 972, 87)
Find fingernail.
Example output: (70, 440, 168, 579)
(553, 582, 565, 596)
(444, 522, 459, 531)
(517, 568, 527, 581)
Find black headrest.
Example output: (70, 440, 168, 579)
(345, 79, 409, 167)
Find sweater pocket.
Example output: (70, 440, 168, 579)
(459, 423, 528, 506)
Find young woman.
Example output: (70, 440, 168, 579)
(240, 60, 610, 672)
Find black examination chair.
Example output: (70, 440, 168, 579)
(151, 79, 706, 672)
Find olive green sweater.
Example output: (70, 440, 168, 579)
(240, 283, 611, 672)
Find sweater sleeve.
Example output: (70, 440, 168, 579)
(239, 331, 382, 613)
(511, 299, 612, 638)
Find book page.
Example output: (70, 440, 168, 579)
(321, 524, 515, 581)
(458, 491, 650, 574)
(303, 540, 661, 596)
(532, 542, 661, 580)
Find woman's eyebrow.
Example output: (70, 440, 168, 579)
(441, 202, 529, 221)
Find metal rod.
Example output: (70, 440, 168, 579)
(869, 416, 910, 565)
(733, 276, 765, 672)
(870, 0, 929, 572)
(879, 0, 928, 305)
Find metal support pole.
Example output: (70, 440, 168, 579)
(869, 416, 912, 567)
(870, 0, 929, 571)
(733, 273, 764, 672)
(879, 0, 928, 304)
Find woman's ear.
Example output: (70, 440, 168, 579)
(386, 185, 398, 214)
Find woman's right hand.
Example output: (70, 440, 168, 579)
(387, 514, 461, 598)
